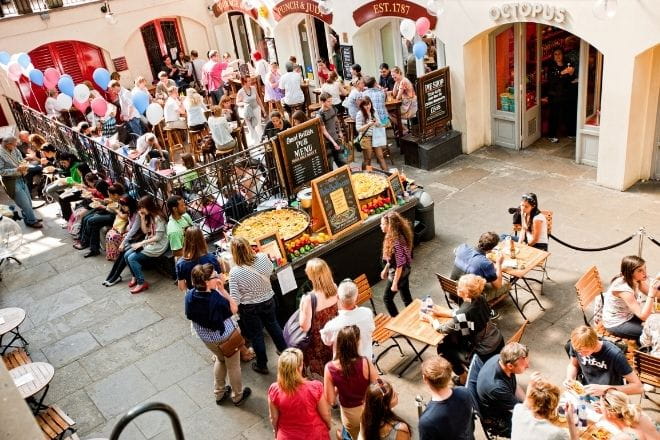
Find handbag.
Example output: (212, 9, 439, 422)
(283, 293, 317, 349)
(372, 126, 387, 147)
(219, 328, 245, 357)
(352, 131, 365, 152)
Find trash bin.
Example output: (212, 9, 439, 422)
(412, 189, 435, 242)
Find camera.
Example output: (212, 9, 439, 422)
(508, 207, 521, 225)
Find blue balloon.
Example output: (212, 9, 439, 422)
(413, 41, 428, 60)
(132, 90, 150, 115)
(92, 67, 111, 90)
(57, 75, 75, 98)
(17, 53, 31, 68)
(29, 69, 44, 87)
(0, 51, 10, 65)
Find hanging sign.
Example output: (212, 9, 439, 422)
(417, 66, 452, 140)
(353, 0, 437, 28)
(273, 0, 334, 24)
(212, 0, 258, 19)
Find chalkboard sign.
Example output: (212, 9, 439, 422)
(265, 37, 279, 64)
(388, 172, 405, 201)
(311, 166, 362, 237)
(417, 66, 452, 140)
(276, 118, 329, 195)
(339, 45, 354, 81)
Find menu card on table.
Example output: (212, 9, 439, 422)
(13, 373, 34, 387)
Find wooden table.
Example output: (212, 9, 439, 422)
(384, 299, 450, 377)
(386, 99, 404, 149)
(0, 307, 28, 355)
(10, 362, 55, 414)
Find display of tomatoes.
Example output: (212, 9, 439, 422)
(360, 196, 393, 216)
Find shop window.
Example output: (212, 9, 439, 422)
(140, 19, 184, 80)
(525, 22, 538, 110)
(495, 27, 515, 112)
(585, 44, 603, 126)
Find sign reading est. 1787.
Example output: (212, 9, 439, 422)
(353, 0, 437, 28)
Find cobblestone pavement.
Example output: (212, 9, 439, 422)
(1, 143, 658, 439)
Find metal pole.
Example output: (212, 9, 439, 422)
(638, 227, 646, 258)
(415, 395, 425, 419)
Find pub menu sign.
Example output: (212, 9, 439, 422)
(417, 66, 452, 140)
(311, 166, 362, 237)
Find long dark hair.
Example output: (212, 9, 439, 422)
(359, 96, 375, 121)
(336, 325, 361, 379)
(361, 379, 409, 440)
(521, 193, 541, 234)
(138, 195, 164, 229)
(614, 255, 645, 288)
(183, 227, 208, 261)
(119, 196, 138, 217)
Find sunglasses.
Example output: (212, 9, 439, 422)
(376, 378, 388, 397)
(521, 194, 536, 203)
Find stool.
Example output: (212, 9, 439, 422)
(307, 102, 322, 118)
(189, 128, 209, 163)
(344, 117, 356, 163)
(267, 100, 284, 115)
(163, 128, 186, 159)
(383, 143, 395, 166)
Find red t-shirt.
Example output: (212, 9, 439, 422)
(268, 380, 329, 440)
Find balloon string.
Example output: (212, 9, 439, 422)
(29, 82, 44, 113)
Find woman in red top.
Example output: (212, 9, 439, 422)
(316, 59, 335, 85)
(324, 325, 378, 440)
(268, 348, 331, 440)
(380, 212, 414, 317)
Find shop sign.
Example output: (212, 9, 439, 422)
(417, 66, 452, 140)
(272, 0, 334, 25)
(489, 2, 566, 24)
(353, 0, 437, 28)
(212, 0, 258, 19)
(311, 166, 362, 238)
(339, 45, 354, 80)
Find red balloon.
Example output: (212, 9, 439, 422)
(416, 17, 431, 36)
(91, 97, 107, 117)
(73, 99, 89, 113)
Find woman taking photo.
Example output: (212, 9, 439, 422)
(432, 274, 504, 385)
(185, 264, 251, 406)
(599, 388, 659, 440)
(236, 77, 263, 146)
(229, 237, 288, 375)
(298, 258, 338, 378)
(176, 227, 221, 291)
(324, 326, 378, 440)
(123, 195, 169, 293)
(601, 255, 655, 340)
(518, 193, 548, 250)
(360, 379, 410, 440)
(380, 212, 413, 317)
(355, 97, 388, 171)
(268, 348, 331, 440)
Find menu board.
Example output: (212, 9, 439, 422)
(339, 45, 354, 81)
(265, 38, 279, 64)
(388, 172, 405, 201)
(417, 67, 452, 139)
(311, 166, 362, 237)
(276, 118, 329, 195)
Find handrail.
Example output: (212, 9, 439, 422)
(109, 402, 184, 440)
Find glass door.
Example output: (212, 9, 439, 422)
(521, 23, 541, 148)
(490, 25, 519, 149)
(575, 40, 603, 166)
(229, 13, 251, 63)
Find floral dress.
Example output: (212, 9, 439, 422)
(303, 296, 338, 378)
(394, 77, 418, 119)
(104, 213, 129, 261)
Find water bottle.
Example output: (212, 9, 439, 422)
(425, 295, 434, 312)
(577, 402, 587, 428)
(504, 236, 511, 255)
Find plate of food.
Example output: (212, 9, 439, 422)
(43, 166, 56, 174)
(351, 171, 389, 200)
(81, 190, 92, 199)
(565, 380, 586, 396)
(590, 427, 613, 440)
(107, 202, 119, 210)
(232, 208, 310, 244)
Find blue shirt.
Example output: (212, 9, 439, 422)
(362, 87, 388, 122)
(453, 244, 497, 283)
(476, 354, 520, 422)
(419, 387, 474, 440)
(175, 253, 221, 289)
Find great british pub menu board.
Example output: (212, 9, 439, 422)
(417, 67, 452, 139)
(311, 166, 362, 237)
(276, 119, 329, 194)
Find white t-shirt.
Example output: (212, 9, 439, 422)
(279, 71, 304, 105)
(164, 97, 181, 123)
(523, 212, 548, 245)
(208, 116, 233, 146)
(254, 59, 269, 85)
(602, 276, 637, 328)
(184, 101, 207, 126)
(321, 82, 342, 105)
(320, 306, 375, 360)
(511, 404, 569, 440)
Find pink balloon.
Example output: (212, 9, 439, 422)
(416, 17, 431, 36)
(91, 97, 107, 117)
(43, 78, 57, 90)
(44, 67, 60, 84)
(73, 98, 89, 113)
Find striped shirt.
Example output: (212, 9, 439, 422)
(228, 253, 274, 305)
(392, 239, 412, 268)
(192, 318, 235, 343)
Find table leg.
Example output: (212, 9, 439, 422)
(394, 107, 403, 150)
(396, 337, 430, 378)
(521, 278, 545, 311)
(0, 327, 29, 355)
(29, 383, 50, 414)
(509, 279, 528, 321)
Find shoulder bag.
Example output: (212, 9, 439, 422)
(283, 293, 318, 349)
(352, 130, 365, 152)
(219, 326, 245, 357)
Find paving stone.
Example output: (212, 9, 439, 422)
(45, 360, 93, 404)
(177, 368, 215, 409)
(85, 365, 157, 419)
(131, 317, 191, 357)
(27, 285, 94, 325)
(79, 338, 144, 381)
(84, 416, 146, 440)
(42, 330, 100, 368)
(1, 261, 57, 291)
(54, 389, 105, 435)
(136, 339, 208, 391)
(90, 304, 162, 346)
(151, 405, 262, 440)
(133, 384, 199, 439)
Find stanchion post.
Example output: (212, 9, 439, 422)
(638, 227, 646, 257)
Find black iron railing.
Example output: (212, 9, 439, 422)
(0, 0, 96, 18)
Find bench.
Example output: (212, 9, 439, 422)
(2, 348, 31, 369)
(36, 405, 76, 440)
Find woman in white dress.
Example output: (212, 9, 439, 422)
(235, 77, 262, 146)
(183, 88, 208, 132)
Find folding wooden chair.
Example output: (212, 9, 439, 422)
(354, 274, 377, 313)
(36, 405, 76, 440)
(633, 350, 660, 402)
(435, 273, 462, 309)
(506, 320, 529, 345)
(2, 348, 31, 369)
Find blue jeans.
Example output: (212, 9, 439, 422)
(124, 248, 154, 284)
(12, 178, 37, 225)
(126, 117, 144, 136)
(238, 298, 288, 369)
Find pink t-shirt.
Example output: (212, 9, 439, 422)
(203, 61, 228, 92)
(268, 380, 330, 440)
(201, 203, 224, 230)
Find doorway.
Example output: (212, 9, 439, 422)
(229, 12, 251, 63)
(653, 98, 660, 180)
(141, 19, 184, 80)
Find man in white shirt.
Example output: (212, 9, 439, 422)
(321, 279, 375, 360)
(109, 80, 144, 136)
(164, 86, 187, 130)
(278, 64, 305, 115)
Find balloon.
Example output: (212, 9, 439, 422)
(17, 53, 31, 68)
(7, 62, 22, 81)
(399, 19, 416, 41)
(0, 51, 10, 65)
(28, 69, 44, 86)
(413, 41, 428, 60)
(57, 75, 75, 98)
(44, 67, 61, 85)
(91, 97, 108, 117)
(416, 17, 431, 36)
(21, 63, 34, 78)
(92, 67, 111, 90)
(73, 99, 89, 113)
(146, 103, 164, 126)
(44, 78, 57, 90)
(56, 93, 72, 110)
(73, 84, 90, 102)
(132, 90, 150, 115)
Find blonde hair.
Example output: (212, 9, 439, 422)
(211, 105, 223, 117)
(230, 237, 256, 267)
(304, 258, 337, 299)
(422, 355, 452, 389)
(570, 325, 599, 351)
(134, 76, 147, 87)
(277, 348, 304, 394)
(185, 88, 203, 106)
(457, 274, 486, 299)
(527, 378, 560, 420)
(602, 389, 641, 426)
(391, 66, 403, 75)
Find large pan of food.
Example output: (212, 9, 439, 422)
(232, 207, 310, 244)
(351, 171, 390, 200)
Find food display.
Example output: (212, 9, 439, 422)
(566, 380, 585, 396)
(591, 427, 612, 440)
(351, 172, 389, 200)
(360, 195, 394, 217)
(233, 208, 310, 244)
(285, 232, 330, 260)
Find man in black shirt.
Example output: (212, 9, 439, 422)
(317, 92, 345, 168)
(378, 63, 395, 91)
(419, 355, 474, 440)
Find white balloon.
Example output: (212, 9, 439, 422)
(73, 84, 91, 102)
(146, 103, 164, 126)
(400, 19, 416, 41)
(21, 63, 34, 77)
(56, 93, 73, 110)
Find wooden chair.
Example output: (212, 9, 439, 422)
(163, 128, 186, 158)
(167, 143, 185, 163)
(36, 405, 76, 440)
(506, 320, 529, 345)
(2, 348, 31, 369)
(188, 127, 209, 163)
(343, 117, 356, 163)
(307, 102, 322, 118)
(354, 273, 377, 312)
(435, 273, 461, 309)
(633, 350, 660, 401)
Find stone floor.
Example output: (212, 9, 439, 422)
(1, 143, 659, 440)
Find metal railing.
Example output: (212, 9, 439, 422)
(0, 0, 97, 18)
